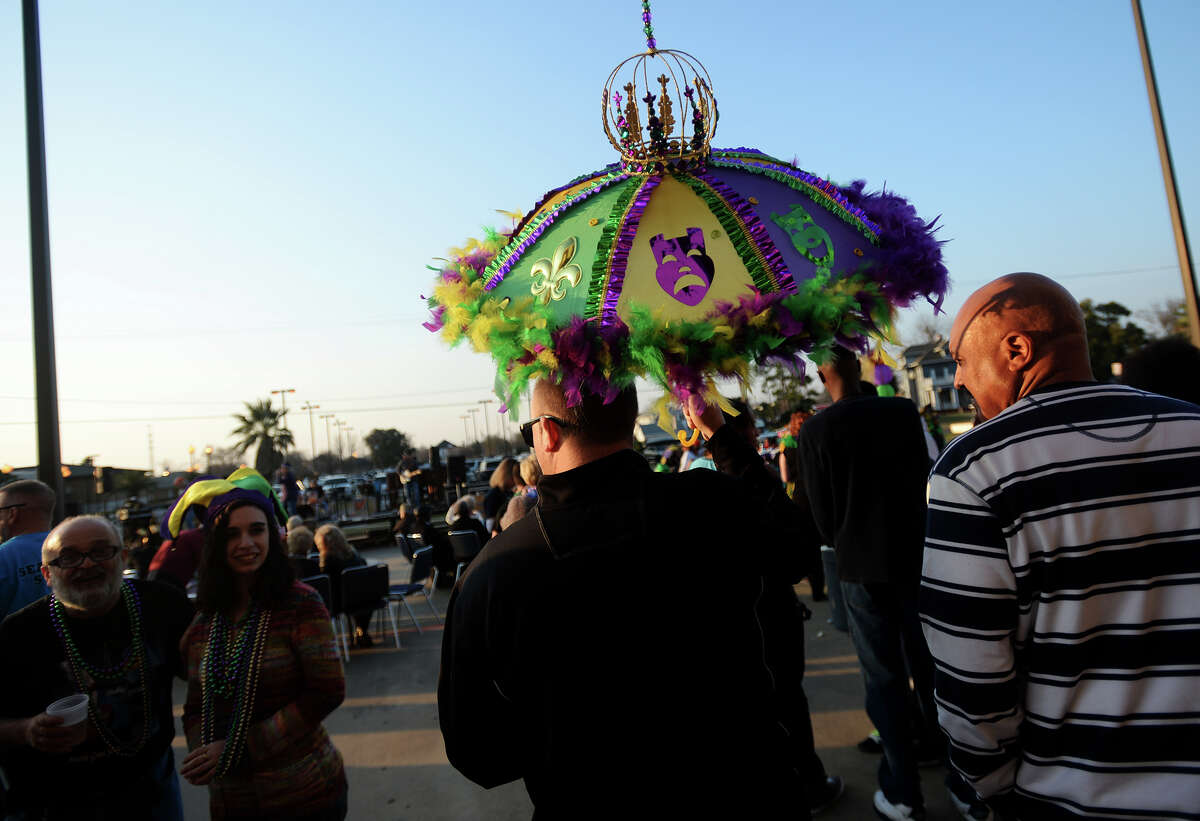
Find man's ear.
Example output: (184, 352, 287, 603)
(1003, 332, 1033, 372)
(41, 562, 52, 585)
(541, 419, 565, 453)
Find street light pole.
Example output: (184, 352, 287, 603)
(22, 0, 64, 522)
(478, 399, 494, 457)
(270, 388, 296, 456)
(335, 420, 347, 468)
(1131, 0, 1199, 345)
(300, 402, 320, 464)
(319, 414, 334, 471)
(467, 408, 480, 457)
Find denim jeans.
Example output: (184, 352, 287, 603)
(841, 580, 938, 807)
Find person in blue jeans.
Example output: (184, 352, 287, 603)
(0, 479, 55, 620)
(799, 348, 990, 821)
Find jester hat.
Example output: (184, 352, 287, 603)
(424, 4, 947, 424)
(163, 467, 287, 539)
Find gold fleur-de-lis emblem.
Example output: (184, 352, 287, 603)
(530, 236, 583, 305)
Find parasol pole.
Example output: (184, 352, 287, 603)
(1131, 0, 1199, 345)
(639, 1, 700, 446)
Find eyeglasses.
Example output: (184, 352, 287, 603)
(519, 415, 573, 448)
(0, 502, 26, 512)
(47, 544, 121, 569)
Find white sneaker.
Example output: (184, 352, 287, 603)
(948, 785, 995, 820)
(874, 789, 926, 820)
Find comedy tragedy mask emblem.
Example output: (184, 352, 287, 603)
(650, 227, 716, 306)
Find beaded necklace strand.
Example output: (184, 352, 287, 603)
(49, 580, 152, 757)
(200, 604, 272, 777)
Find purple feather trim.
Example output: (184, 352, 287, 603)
(484, 171, 629, 290)
(691, 169, 793, 292)
(601, 175, 661, 324)
(422, 304, 446, 333)
(874, 363, 894, 385)
(551, 317, 631, 407)
(840, 180, 949, 312)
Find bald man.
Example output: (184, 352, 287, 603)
(0, 515, 193, 818)
(920, 273, 1200, 820)
(0, 479, 56, 620)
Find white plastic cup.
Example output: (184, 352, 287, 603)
(46, 694, 90, 727)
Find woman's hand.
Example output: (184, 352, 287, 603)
(180, 739, 226, 785)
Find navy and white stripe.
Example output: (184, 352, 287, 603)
(920, 383, 1200, 819)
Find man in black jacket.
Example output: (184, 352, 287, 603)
(798, 347, 971, 821)
(439, 381, 822, 818)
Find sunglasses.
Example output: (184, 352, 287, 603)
(0, 502, 26, 512)
(47, 544, 121, 569)
(519, 415, 574, 448)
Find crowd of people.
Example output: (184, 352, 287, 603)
(1, 273, 1198, 819)
(439, 274, 1200, 821)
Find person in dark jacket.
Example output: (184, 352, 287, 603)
(439, 381, 823, 818)
(799, 347, 980, 820)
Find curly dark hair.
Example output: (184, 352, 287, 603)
(197, 499, 294, 614)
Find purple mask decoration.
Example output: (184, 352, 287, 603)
(650, 227, 716, 306)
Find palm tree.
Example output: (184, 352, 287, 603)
(230, 399, 295, 477)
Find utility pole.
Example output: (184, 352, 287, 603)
(467, 408, 480, 457)
(270, 388, 296, 456)
(335, 420, 347, 468)
(478, 399, 494, 457)
(147, 426, 154, 475)
(319, 413, 335, 471)
(1132, 0, 1199, 346)
(23, 0, 64, 521)
(460, 414, 471, 449)
(300, 402, 320, 463)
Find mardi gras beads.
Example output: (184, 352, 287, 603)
(50, 580, 152, 757)
(199, 605, 272, 777)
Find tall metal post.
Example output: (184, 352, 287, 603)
(320, 413, 335, 468)
(478, 399, 493, 456)
(22, 0, 64, 521)
(1132, 0, 1199, 345)
(300, 402, 320, 462)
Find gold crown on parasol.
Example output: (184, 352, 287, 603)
(601, 46, 717, 174)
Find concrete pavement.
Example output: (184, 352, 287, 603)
(174, 544, 969, 819)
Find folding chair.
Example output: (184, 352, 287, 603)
(301, 573, 349, 661)
(448, 529, 483, 582)
(389, 546, 441, 633)
(339, 563, 402, 654)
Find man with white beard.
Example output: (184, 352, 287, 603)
(0, 516, 193, 819)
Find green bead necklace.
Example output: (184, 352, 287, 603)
(50, 581, 152, 757)
(199, 604, 272, 777)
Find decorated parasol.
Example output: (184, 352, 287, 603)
(425, 2, 947, 436)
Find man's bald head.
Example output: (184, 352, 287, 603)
(950, 273, 1094, 420)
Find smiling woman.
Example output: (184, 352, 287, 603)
(178, 471, 347, 820)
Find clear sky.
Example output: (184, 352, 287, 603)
(1, 0, 1197, 471)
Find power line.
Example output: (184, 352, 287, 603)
(953, 263, 1178, 287)
(0, 399, 511, 426)
(0, 385, 492, 406)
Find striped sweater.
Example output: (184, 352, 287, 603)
(920, 382, 1200, 820)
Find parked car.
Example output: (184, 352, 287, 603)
(319, 474, 355, 498)
(471, 456, 505, 484)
